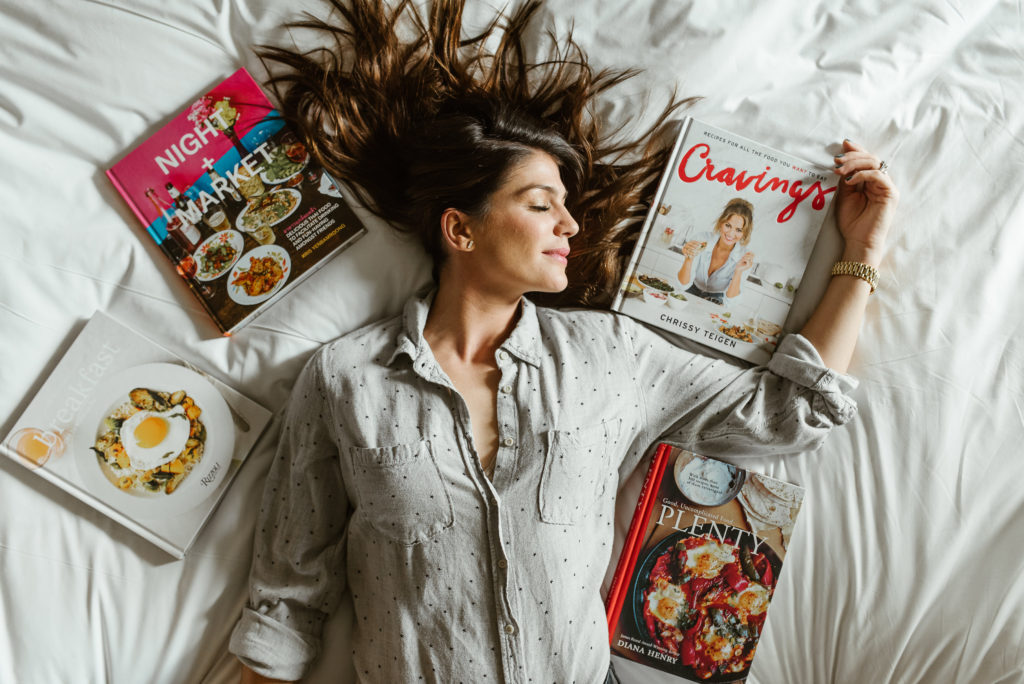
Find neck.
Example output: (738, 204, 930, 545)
(423, 273, 521, 364)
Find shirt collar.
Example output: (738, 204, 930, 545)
(388, 287, 542, 369)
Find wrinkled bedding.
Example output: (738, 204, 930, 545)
(2, 1, 1023, 682)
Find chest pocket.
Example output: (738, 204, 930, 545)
(538, 418, 621, 525)
(349, 439, 454, 545)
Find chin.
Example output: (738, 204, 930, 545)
(541, 274, 570, 293)
(523, 280, 568, 297)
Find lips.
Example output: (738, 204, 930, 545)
(543, 247, 570, 265)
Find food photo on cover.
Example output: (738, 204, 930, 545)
(3, 1, 1024, 684)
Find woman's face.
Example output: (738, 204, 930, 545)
(465, 150, 579, 295)
(718, 213, 746, 247)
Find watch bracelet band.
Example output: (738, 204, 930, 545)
(831, 261, 879, 293)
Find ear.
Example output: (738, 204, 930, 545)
(440, 208, 476, 252)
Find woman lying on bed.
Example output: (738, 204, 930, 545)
(229, 1, 897, 682)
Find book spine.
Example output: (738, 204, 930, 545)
(105, 169, 151, 229)
(609, 118, 693, 312)
(606, 442, 672, 636)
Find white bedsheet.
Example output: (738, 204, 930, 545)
(2, 1, 1023, 682)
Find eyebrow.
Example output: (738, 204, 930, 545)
(514, 184, 568, 202)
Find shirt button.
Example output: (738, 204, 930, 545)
(500, 385, 512, 394)
(497, 559, 508, 569)
(498, 351, 509, 361)
(502, 437, 514, 447)
(503, 623, 516, 635)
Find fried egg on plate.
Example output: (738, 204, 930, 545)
(120, 405, 190, 470)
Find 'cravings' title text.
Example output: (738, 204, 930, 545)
(678, 142, 835, 223)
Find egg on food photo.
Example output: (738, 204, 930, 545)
(684, 537, 737, 579)
(90, 387, 206, 496)
(729, 582, 771, 619)
(647, 577, 687, 625)
(120, 405, 191, 470)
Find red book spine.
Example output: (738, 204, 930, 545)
(606, 442, 672, 636)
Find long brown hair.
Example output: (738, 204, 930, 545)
(258, 0, 694, 306)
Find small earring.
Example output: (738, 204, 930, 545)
(466, 240, 474, 250)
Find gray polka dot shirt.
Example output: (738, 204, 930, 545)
(229, 288, 857, 682)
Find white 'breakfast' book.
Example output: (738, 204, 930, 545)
(1, 311, 271, 558)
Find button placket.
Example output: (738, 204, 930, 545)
(494, 351, 519, 476)
(493, 348, 526, 682)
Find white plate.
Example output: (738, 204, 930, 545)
(192, 230, 244, 281)
(226, 244, 292, 305)
(71, 362, 235, 519)
(235, 188, 302, 231)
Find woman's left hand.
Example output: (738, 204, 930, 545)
(736, 252, 754, 272)
(832, 139, 899, 266)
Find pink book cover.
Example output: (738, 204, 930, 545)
(107, 68, 366, 335)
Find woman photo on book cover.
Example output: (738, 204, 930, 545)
(676, 197, 756, 305)
(229, 2, 898, 683)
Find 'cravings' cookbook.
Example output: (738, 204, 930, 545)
(107, 67, 367, 335)
(0, 311, 271, 558)
(610, 117, 840, 364)
(606, 443, 804, 682)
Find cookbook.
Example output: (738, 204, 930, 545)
(606, 443, 804, 682)
(610, 117, 839, 364)
(0, 311, 272, 558)
(107, 67, 367, 335)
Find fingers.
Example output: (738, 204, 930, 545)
(833, 146, 880, 179)
(848, 169, 899, 200)
(836, 168, 899, 210)
(840, 138, 866, 154)
(832, 142, 897, 199)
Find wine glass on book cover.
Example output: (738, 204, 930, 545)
(188, 95, 248, 159)
(4, 427, 66, 469)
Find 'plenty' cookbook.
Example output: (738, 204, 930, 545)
(1, 311, 271, 558)
(107, 68, 367, 335)
(606, 443, 804, 682)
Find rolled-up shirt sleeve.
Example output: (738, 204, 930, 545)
(620, 316, 858, 470)
(229, 350, 349, 681)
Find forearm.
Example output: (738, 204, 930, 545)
(677, 258, 693, 285)
(798, 245, 879, 373)
(625, 318, 858, 464)
(726, 271, 742, 298)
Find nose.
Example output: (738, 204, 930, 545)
(558, 206, 580, 238)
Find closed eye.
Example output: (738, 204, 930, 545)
(531, 205, 551, 212)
